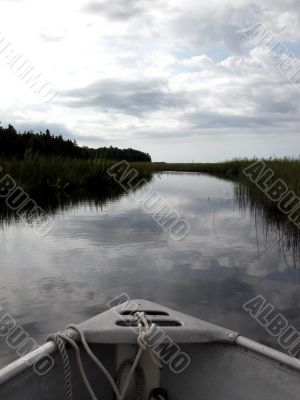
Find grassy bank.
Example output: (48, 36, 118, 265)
(132, 158, 300, 194)
(0, 155, 153, 224)
(1, 156, 300, 208)
(1, 156, 300, 252)
(1, 156, 300, 196)
(0, 156, 153, 193)
(135, 159, 300, 186)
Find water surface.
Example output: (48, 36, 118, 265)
(0, 172, 300, 366)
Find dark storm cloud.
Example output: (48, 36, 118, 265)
(61, 78, 188, 116)
(82, 0, 148, 20)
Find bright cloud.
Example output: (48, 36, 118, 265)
(0, 0, 300, 161)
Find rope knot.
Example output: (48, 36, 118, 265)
(49, 314, 158, 400)
(135, 312, 154, 351)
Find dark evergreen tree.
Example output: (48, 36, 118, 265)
(0, 124, 152, 162)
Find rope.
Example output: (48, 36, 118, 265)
(48, 311, 154, 400)
(48, 333, 72, 400)
(115, 359, 145, 400)
(48, 331, 99, 400)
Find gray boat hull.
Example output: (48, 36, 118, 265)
(0, 299, 299, 399)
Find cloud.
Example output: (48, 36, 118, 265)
(60, 78, 188, 116)
(1, 0, 300, 160)
(57, 42, 300, 147)
(82, 0, 150, 20)
(154, 1, 300, 56)
(185, 111, 272, 130)
(7, 121, 77, 141)
(40, 33, 65, 42)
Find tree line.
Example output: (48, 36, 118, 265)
(0, 124, 152, 162)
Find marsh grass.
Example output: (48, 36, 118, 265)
(0, 156, 153, 226)
(0, 155, 152, 193)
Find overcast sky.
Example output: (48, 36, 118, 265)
(0, 0, 299, 161)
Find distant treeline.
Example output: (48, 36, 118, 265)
(0, 124, 151, 162)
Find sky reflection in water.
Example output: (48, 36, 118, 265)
(0, 172, 300, 366)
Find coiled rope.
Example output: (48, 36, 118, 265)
(115, 359, 145, 400)
(48, 311, 154, 400)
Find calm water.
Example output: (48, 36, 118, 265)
(1, 172, 300, 366)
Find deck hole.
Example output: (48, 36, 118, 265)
(116, 320, 181, 327)
(120, 310, 169, 316)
